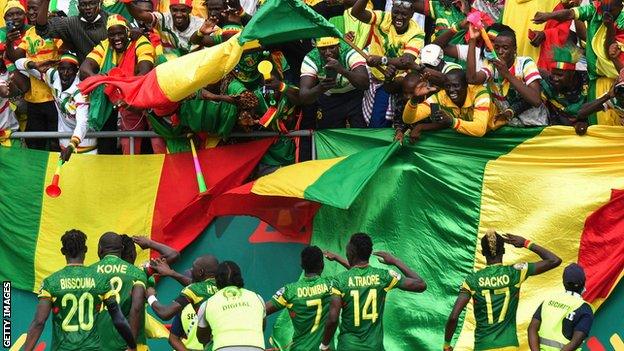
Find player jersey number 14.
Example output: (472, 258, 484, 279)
(350, 290, 379, 327)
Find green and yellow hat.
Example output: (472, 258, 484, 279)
(316, 37, 340, 48)
(551, 46, 580, 71)
(60, 52, 79, 66)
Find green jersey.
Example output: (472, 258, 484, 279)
(37, 265, 112, 351)
(271, 275, 333, 351)
(331, 266, 401, 351)
(92, 254, 148, 350)
(461, 263, 536, 350)
(180, 278, 219, 309)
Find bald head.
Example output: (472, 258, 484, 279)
(98, 232, 123, 258)
(191, 255, 219, 282)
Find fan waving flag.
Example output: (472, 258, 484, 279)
(238, 0, 342, 45)
(78, 0, 340, 113)
(0, 139, 273, 293)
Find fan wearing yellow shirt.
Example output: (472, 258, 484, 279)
(403, 69, 494, 141)
(351, 0, 425, 130)
(80, 14, 156, 155)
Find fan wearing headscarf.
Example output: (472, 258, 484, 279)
(16, 53, 96, 161)
(80, 14, 160, 155)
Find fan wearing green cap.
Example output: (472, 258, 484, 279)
(299, 37, 369, 129)
(533, 0, 624, 126)
(540, 46, 589, 135)
(528, 263, 594, 351)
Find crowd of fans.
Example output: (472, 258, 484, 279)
(0, 0, 623, 162)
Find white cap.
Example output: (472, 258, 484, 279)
(420, 44, 443, 67)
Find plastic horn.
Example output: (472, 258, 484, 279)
(45, 158, 64, 198)
(189, 136, 208, 193)
(480, 27, 498, 59)
(258, 60, 273, 81)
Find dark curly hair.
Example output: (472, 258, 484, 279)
(120, 234, 137, 264)
(301, 246, 323, 274)
(61, 229, 87, 259)
(215, 261, 244, 289)
(349, 233, 373, 261)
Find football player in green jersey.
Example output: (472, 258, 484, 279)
(146, 255, 219, 319)
(265, 246, 350, 351)
(93, 232, 148, 350)
(321, 233, 427, 351)
(444, 230, 562, 351)
(23, 230, 137, 351)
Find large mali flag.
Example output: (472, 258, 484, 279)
(207, 127, 624, 350)
(0, 139, 273, 293)
(78, 0, 341, 114)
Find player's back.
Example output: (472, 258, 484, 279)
(273, 275, 333, 351)
(92, 254, 147, 350)
(463, 263, 533, 350)
(332, 265, 401, 351)
(38, 265, 109, 351)
(181, 278, 219, 310)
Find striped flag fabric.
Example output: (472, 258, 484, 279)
(0, 139, 273, 292)
(212, 127, 624, 350)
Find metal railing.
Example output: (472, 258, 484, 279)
(9, 130, 317, 158)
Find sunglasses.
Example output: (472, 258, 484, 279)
(393, 0, 413, 10)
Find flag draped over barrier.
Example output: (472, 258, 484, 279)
(2, 127, 623, 350)
(257, 127, 624, 350)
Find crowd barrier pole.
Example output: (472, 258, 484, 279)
(10, 130, 316, 156)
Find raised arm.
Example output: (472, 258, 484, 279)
(605, 16, 624, 73)
(350, 0, 372, 24)
(466, 25, 487, 85)
(146, 286, 185, 320)
(323, 250, 350, 269)
(533, 9, 575, 24)
(124, 1, 156, 24)
(133, 236, 180, 264)
(22, 299, 52, 351)
(444, 293, 471, 350)
(104, 296, 137, 350)
(373, 251, 427, 292)
(502, 233, 562, 275)
(36, 0, 50, 27)
(492, 58, 542, 107)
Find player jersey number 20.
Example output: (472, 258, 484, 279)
(61, 292, 95, 332)
(350, 290, 379, 327)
